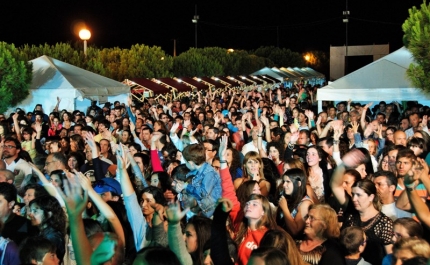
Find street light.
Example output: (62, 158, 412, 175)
(79, 29, 91, 56)
(192, 5, 199, 48)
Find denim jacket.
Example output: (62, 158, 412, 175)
(185, 162, 222, 218)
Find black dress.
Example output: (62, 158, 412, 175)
(343, 211, 393, 265)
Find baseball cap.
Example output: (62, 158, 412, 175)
(93, 178, 122, 195)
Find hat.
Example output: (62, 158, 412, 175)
(93, 178, 122, 195)
(222, 110, 229, 117)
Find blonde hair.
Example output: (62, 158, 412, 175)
(393, 238, 430, 259)
(309, 204, 340, 239)
(243, 151, 265, 180)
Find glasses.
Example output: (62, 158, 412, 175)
(45, 160, 57, 166)
(3, 145, 17, 149)
(305, 214, 322, 222)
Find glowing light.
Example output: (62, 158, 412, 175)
(79, 29, 91, 40)
(177, 79, 182, 83)
(196, 78, 201, 82)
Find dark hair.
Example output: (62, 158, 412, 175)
(83, 218, 104, 237)
(19, 236, 56, 264)
(139, 186, 166, 206)
(49, 170, 67, 190)
(266, 141, 285, 161)
(373, 170, 397, 189)
(183, 144, 206, 165)
(249, 247, 290, 265)
(171, 164, 190, 182)
(67, 152, 85, 170)
(340, 226, 365, 255)
(187, 216, 212, 265)
(50, 152, 67, 167)
(227, 148, 242, 179)
(29, 195, 66, 234)
(0, 182, 17, 203)
(70, 134, 86, 151)
(352, 179, 379, 210)
(134, 246, 181, 265)
(4, 137, 21, 150)
(282, 168, 307, 212)
(259, 229, 304, 265)
(23, 184, 50, 200)
(236, 180, 259, 210)
(394, 217, 423, 238)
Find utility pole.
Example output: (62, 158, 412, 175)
(343, 0, 349, 74)
(192, 5, 199, 48)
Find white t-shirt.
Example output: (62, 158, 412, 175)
(5, 158, 32, 188)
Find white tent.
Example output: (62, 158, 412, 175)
(10, 55, 130, 113)
(317, 47, 430, 103)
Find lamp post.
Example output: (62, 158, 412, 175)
(79, 29, 91, 56)
(192, 5, 199, 48)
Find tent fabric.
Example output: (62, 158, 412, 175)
(316, 47, 430, 101)
(30, 55, 130, 97)
(179, 77, 210, 90)
(131, 78, 170, 94)
(200, 77, 229, 88)
(157, 78, 192, 92)
(8, 55, 130, 114)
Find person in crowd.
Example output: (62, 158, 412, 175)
(234, 151, 271, 197)
(340, 226, 371, 265)
(382, 217, 423, 265)
(19, 236, 60, 265)
(296, 204, 345, 265)
(277, 168, 313, 238)
(393, 238, 430, 265)
(28, 195, 66, 263)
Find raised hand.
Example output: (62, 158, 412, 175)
(219, 135, 228, 160)
(170, 122, 180, 135)
(217, 198, 233, 212)
(252, 102, 259, 110)
(351, 121, 359, 134)
(58, 177, 88, 217)
(342, 149, 366, 168)
(166, 201, 189, 224)
(76, 171, 93, 191)
(84, 131, 96, 149)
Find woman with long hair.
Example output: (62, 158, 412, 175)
(259, 229, 305, 265)
(234, 151, 270, 197)
(116, 147, 168, 251)
(296, 204, 345, 265)
(234, 194, 277, 265)
(265, 141, 285, 175)
(29, 195, 66, 263)
(67, 152, 85, 171)
(342, 179, 394, 265)
(306, 146, 329, 202)
(166, 202, 212, 265)
(225, 147, 243, 180)
(277, 168, 313, 238)
(382, 217, 423, 265)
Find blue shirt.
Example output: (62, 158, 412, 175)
(185, 162, 222, 218)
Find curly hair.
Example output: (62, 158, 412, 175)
(29, 195, 66, 234)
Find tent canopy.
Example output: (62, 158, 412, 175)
(8, 55, 130, 114)
(317, 47, 430, 101)
(30, 55, 130, 99)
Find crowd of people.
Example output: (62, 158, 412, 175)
(0, 84, 430, 264)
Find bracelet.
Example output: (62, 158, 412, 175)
(333, 140, 339, 145)
(405, 183, 416, 191)
(219, 160, 227, 163)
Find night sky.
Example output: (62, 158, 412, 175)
(0, 0, 424, 55)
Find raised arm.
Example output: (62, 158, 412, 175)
(361, 102, 372, 130)
(77, 172, 125, 247)
(58, 178, 92, 265)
